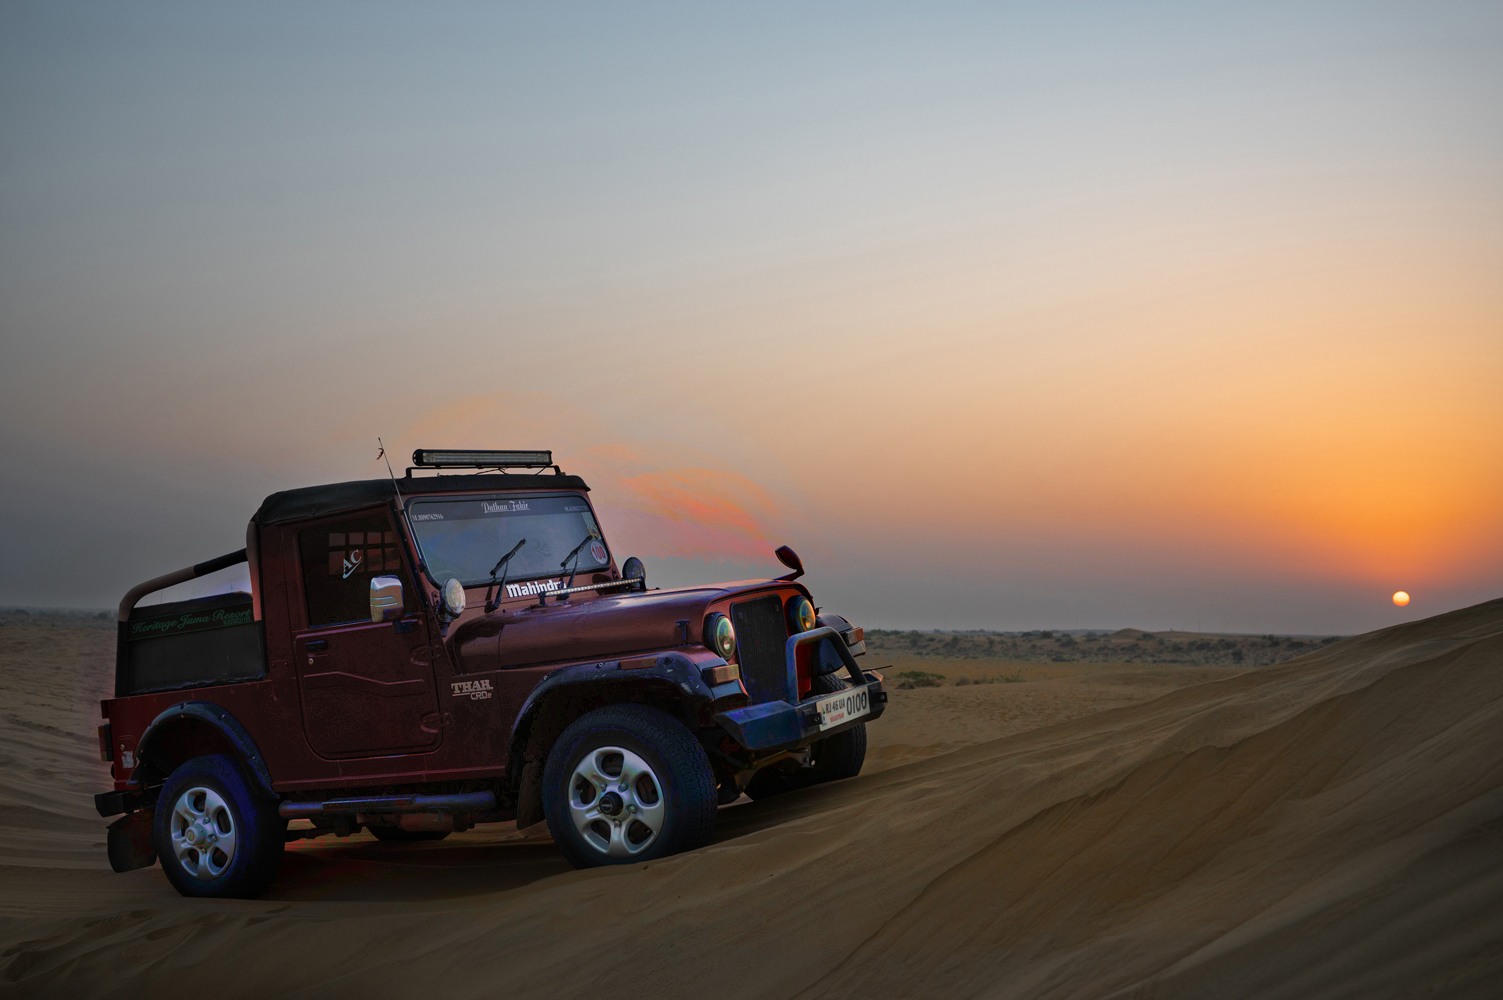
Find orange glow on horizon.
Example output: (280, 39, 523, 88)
(398, 394, 811, 564)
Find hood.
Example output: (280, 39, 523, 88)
(453, 580, 796, 671)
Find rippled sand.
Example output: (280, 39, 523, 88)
(2, 600, 1500, 998)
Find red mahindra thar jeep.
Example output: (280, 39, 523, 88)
(95, 449, 885, 898)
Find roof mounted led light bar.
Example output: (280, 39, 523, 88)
(406, 449, 558, 477)
(411, 449, 553, 469)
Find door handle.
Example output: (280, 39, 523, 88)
(305, 639, 329, 652)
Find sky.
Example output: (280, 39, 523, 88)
(2, 1, 1500, 634)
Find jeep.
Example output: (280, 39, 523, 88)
(94, 449, 886, 898)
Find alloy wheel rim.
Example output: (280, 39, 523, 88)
(567, 746, 665, 858)
(170, 785, 238, 880)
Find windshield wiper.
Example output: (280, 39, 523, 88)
(483, 538, 527, 613)
(556, 530, 600, 600)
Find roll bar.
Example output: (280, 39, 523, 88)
(116, 549, 248, 622)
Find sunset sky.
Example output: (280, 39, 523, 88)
(2, 2, 1500, 633)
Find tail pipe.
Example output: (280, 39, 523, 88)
(278, 790, 496, 819)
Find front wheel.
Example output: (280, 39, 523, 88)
(542, 705, 717, 868)
(152, 754, 285, 899)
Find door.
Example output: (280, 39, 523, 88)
(292, 509, 441, 758)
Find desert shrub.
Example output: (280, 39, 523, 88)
(954, 676, 971, 686)
(895, 670, 945, 689)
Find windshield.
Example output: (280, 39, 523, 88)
(407, 493, 610, 588)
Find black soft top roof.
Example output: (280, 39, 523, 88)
(254, 474, 591, 525)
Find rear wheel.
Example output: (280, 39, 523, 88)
(153, 754, 285, 899)
(542, 705, 717, 868)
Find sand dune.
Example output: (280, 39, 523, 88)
(1, 601, 1500, 997)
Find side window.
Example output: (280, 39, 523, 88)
(298, 513, 409, 627)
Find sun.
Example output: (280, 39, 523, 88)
(1392, 591, 1410, 607)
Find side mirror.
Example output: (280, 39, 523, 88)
(774, 545, 804, 581)
(621, 556, 646, 591)
(370, 576, 404, 623)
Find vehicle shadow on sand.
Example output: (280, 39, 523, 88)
(258, 793, 829, 902)
(264, 829, 572, 902)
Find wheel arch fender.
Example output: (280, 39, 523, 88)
(506, 653, 715, 828)
(136, 701, 275, 799)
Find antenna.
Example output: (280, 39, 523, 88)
(378, 438, 421, 576)
(377, 438, 406, 509)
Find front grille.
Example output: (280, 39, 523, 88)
(730, 595, 789, 704)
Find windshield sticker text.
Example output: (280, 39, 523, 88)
(483, 500, 530, 513)
(506, 578, 563, 598)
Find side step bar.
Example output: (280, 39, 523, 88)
(279, 790, 496, 819)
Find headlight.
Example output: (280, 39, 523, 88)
(788, 595, 816, 633)
(704, 613, 737, 660)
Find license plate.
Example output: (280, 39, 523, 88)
(815, 687, 870, 731)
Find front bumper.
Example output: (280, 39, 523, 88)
(713, 676, 886, 750)
(712, 625, 887, 752)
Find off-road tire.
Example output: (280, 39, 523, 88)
(807, 715, 867, 783)
(745, 672, 868, 800)
(369, 826, 451, 843)
(542, 705, 717, 869)
(153, 754, 285, 899)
